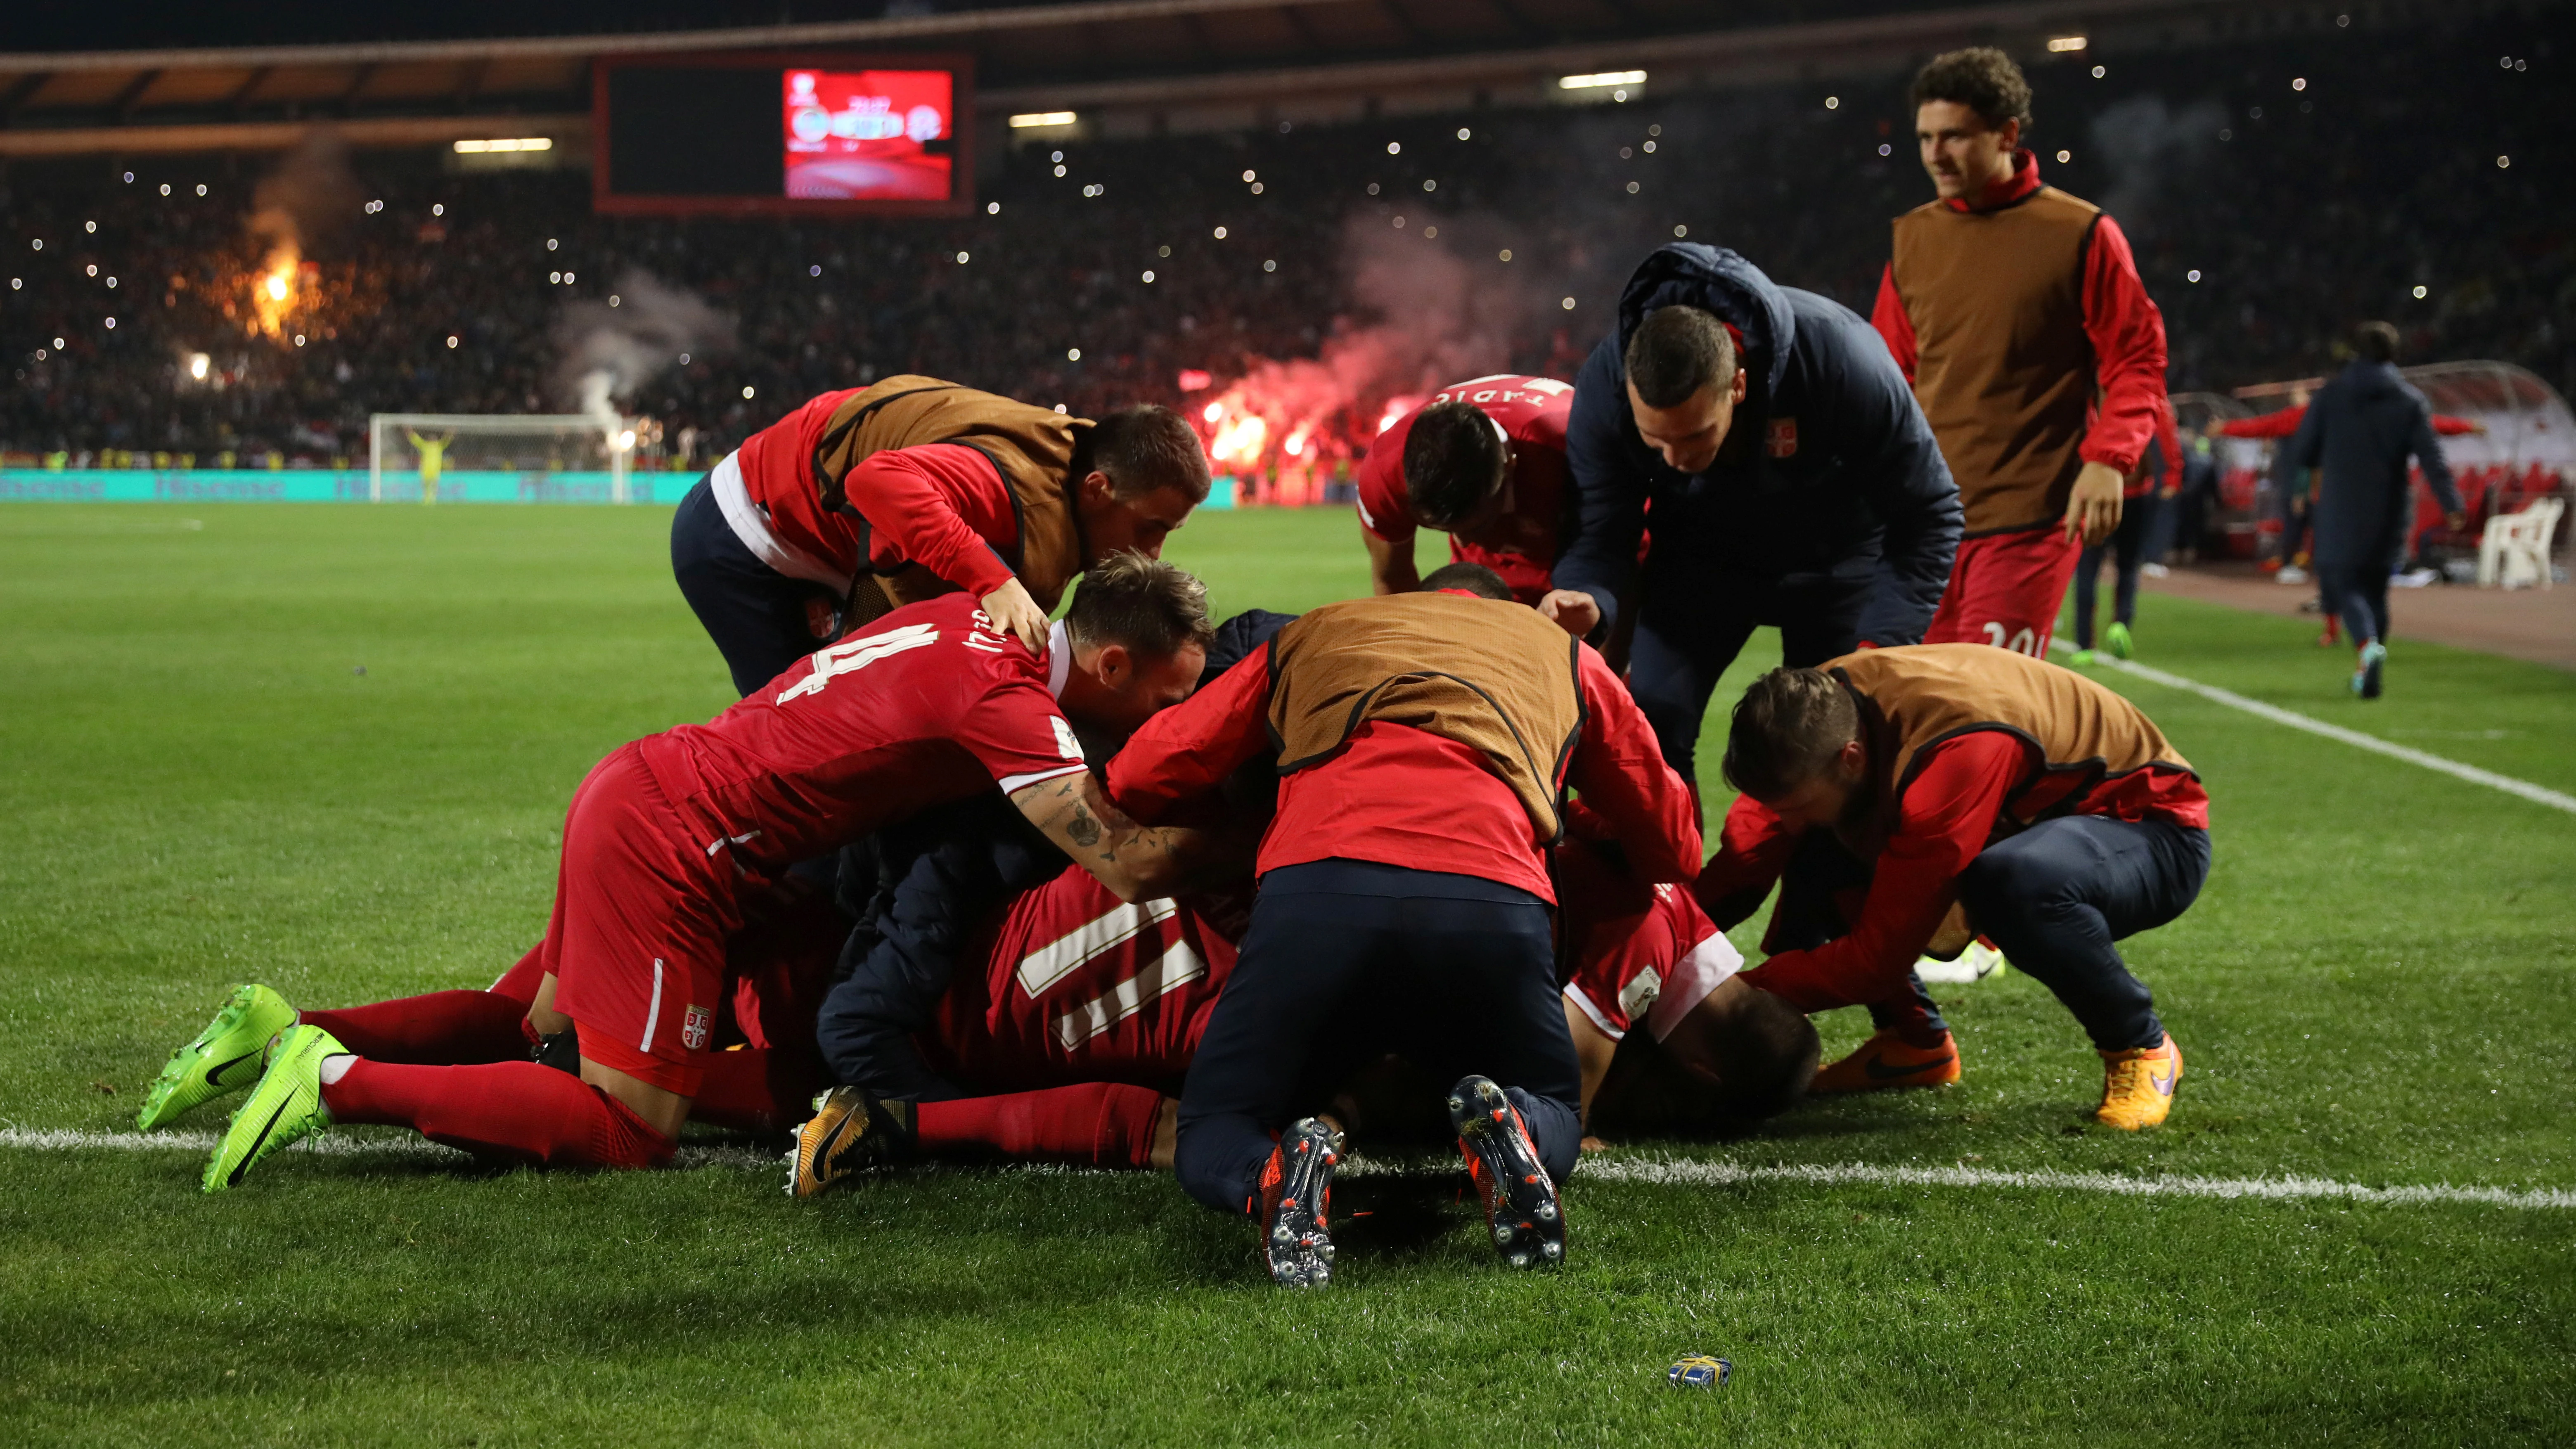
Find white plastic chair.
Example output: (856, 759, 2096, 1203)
(2478, 497, 2563, 589)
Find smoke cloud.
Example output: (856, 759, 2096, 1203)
(1205, 213, 1556, 453)
(248, 131, 360, 256)
(552, 268, 736, 430)
(2086, 95, 2228, 239)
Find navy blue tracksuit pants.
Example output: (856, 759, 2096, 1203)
(1783, 816, 2208, 1051)
(1174, 860, 1583, 1217)
(2072, 492, 2158, 651)
(670, 473, 838, 697)
(1628, 572, 1873, 782)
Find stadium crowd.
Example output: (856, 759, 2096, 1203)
(3, 13, 2567, 468)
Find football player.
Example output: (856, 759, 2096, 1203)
(194, 556, 1222, 1190)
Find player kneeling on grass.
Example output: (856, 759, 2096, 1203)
(1107, 564, 1702, 1286)
(185, 555, 1222, 1191)
(1700, 646, 2208, 1129)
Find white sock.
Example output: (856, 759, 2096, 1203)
(317, 1054, 356, 1087)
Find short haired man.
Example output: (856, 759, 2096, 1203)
(1356, 375, 1576, 610)
(1704, 647, 2209, 1129)
(199, 556, 1222, 1189)
(672, 377, 1209, 693)
(1877, 47, 2172, 658)
(2277, 321, 2465, 698)
(1554, 827, 1818, 1131)
(1108, 579, 1700, 1285)
(1558, 244, 1963, 784)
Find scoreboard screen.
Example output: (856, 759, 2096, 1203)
(595, 51, 973, 216)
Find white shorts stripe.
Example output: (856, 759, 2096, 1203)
(640, 958, 665, 1053)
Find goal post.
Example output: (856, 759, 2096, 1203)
(366, 413, 637, 504)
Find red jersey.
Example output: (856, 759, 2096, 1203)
(920, 865, 1238, 1093)
(1356, 374, 1574, 605)
(726, 388, 1022, 597)
(1709, 731, 2208, 1013)
(1558, 841, 1742, 1043)
(1106, 620, 1700, 903)
(634, 592, 1089, 879)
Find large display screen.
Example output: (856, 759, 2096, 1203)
(782, 69, 954, 200)
(595, 52, 973, 216)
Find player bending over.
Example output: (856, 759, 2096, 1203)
(672, 378, 1207, 694)
(1355, 375, 1576, 612)
(1109, 564, 1700, 1286)
(1702, 647, 2209, 1129)
(184, 556, 1222, 1190)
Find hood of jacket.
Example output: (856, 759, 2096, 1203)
(2340, 358, 2407, 400)
(1613, 243, 1797, 400)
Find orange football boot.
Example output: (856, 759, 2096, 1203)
(1809, 1028, 1962, 1094)
(2095, 1032, 2182, 1129)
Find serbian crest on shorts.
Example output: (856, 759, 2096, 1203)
(681, 1004, 712, 1051)
(1766, 417, 1798, 457)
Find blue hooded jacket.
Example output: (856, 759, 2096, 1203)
(2276, 359, 2461, 571)
(1556, 245, 1960, 643)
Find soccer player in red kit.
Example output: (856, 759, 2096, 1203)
(1108, 565, 1699, 1286)
(790, 850, 1245, 1194)
(199, 557, 1222, 1191)
(1874, 49, 2169, 658)
(671, 379, 1208, 693)
(1355, 374, 1575, 611)
(1553, 829, 1818, 1131)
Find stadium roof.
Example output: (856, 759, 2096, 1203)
(0, 0, 2459, 154)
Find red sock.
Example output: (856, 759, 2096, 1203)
(321, 1058, 673, 1169)
(689, 1048, 824, 1135)
(914, 1082, 1164, 1169)
(300, 991, 534, 1065)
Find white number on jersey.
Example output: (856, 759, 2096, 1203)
(774, 623, 940, 704)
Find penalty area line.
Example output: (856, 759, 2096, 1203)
(2046, 639, 2576, 816)
(7, 1128, 2567, 1211)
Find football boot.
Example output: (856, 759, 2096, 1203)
(2353, 641, 2387, 699)
(201, 1024, 343, 1193)
(1256, 1118, 1342, 1288)
(1809, 1028, 1962, 1094)
(139, 983, 297, 1132)
(785, 1086, 914, 1198)
(1447, 1075, 1564, 1270)
(2095, 1032, 2183, 1130)
(2105, 620, 2134, 660)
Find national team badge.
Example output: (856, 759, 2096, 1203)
(680, 1004, 712, 1051)
(1766, 417, 1798, 457)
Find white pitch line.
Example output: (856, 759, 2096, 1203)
(1566, 1155, 2576, 1211)
(10, 1127, 2567, 1211)
(2048, 639, 2576, 815)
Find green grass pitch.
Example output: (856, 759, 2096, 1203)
(1, 503, 2570, 1445)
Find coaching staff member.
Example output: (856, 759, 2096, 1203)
(1705, 647, 2207, 1129)
(672, 376, 1208, 694)
(1555, 244, 1962, 782)
(1108, 567, 1700, 1286)
(1875, 47, 2170, 658)
(2279, 321, 2464, 699)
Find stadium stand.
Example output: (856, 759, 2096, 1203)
(1, 4, 2568, 474)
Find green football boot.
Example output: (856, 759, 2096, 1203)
(137, 983, 298, 1131)
(201, 1024, 343, 1193)
(2105, 620, 2135, 660)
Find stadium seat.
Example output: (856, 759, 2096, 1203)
(2477, 498, 2563, 590)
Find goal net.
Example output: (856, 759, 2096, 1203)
(366, 413, 641, 504)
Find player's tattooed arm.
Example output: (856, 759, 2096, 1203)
(1009, 772, 1209, 902)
